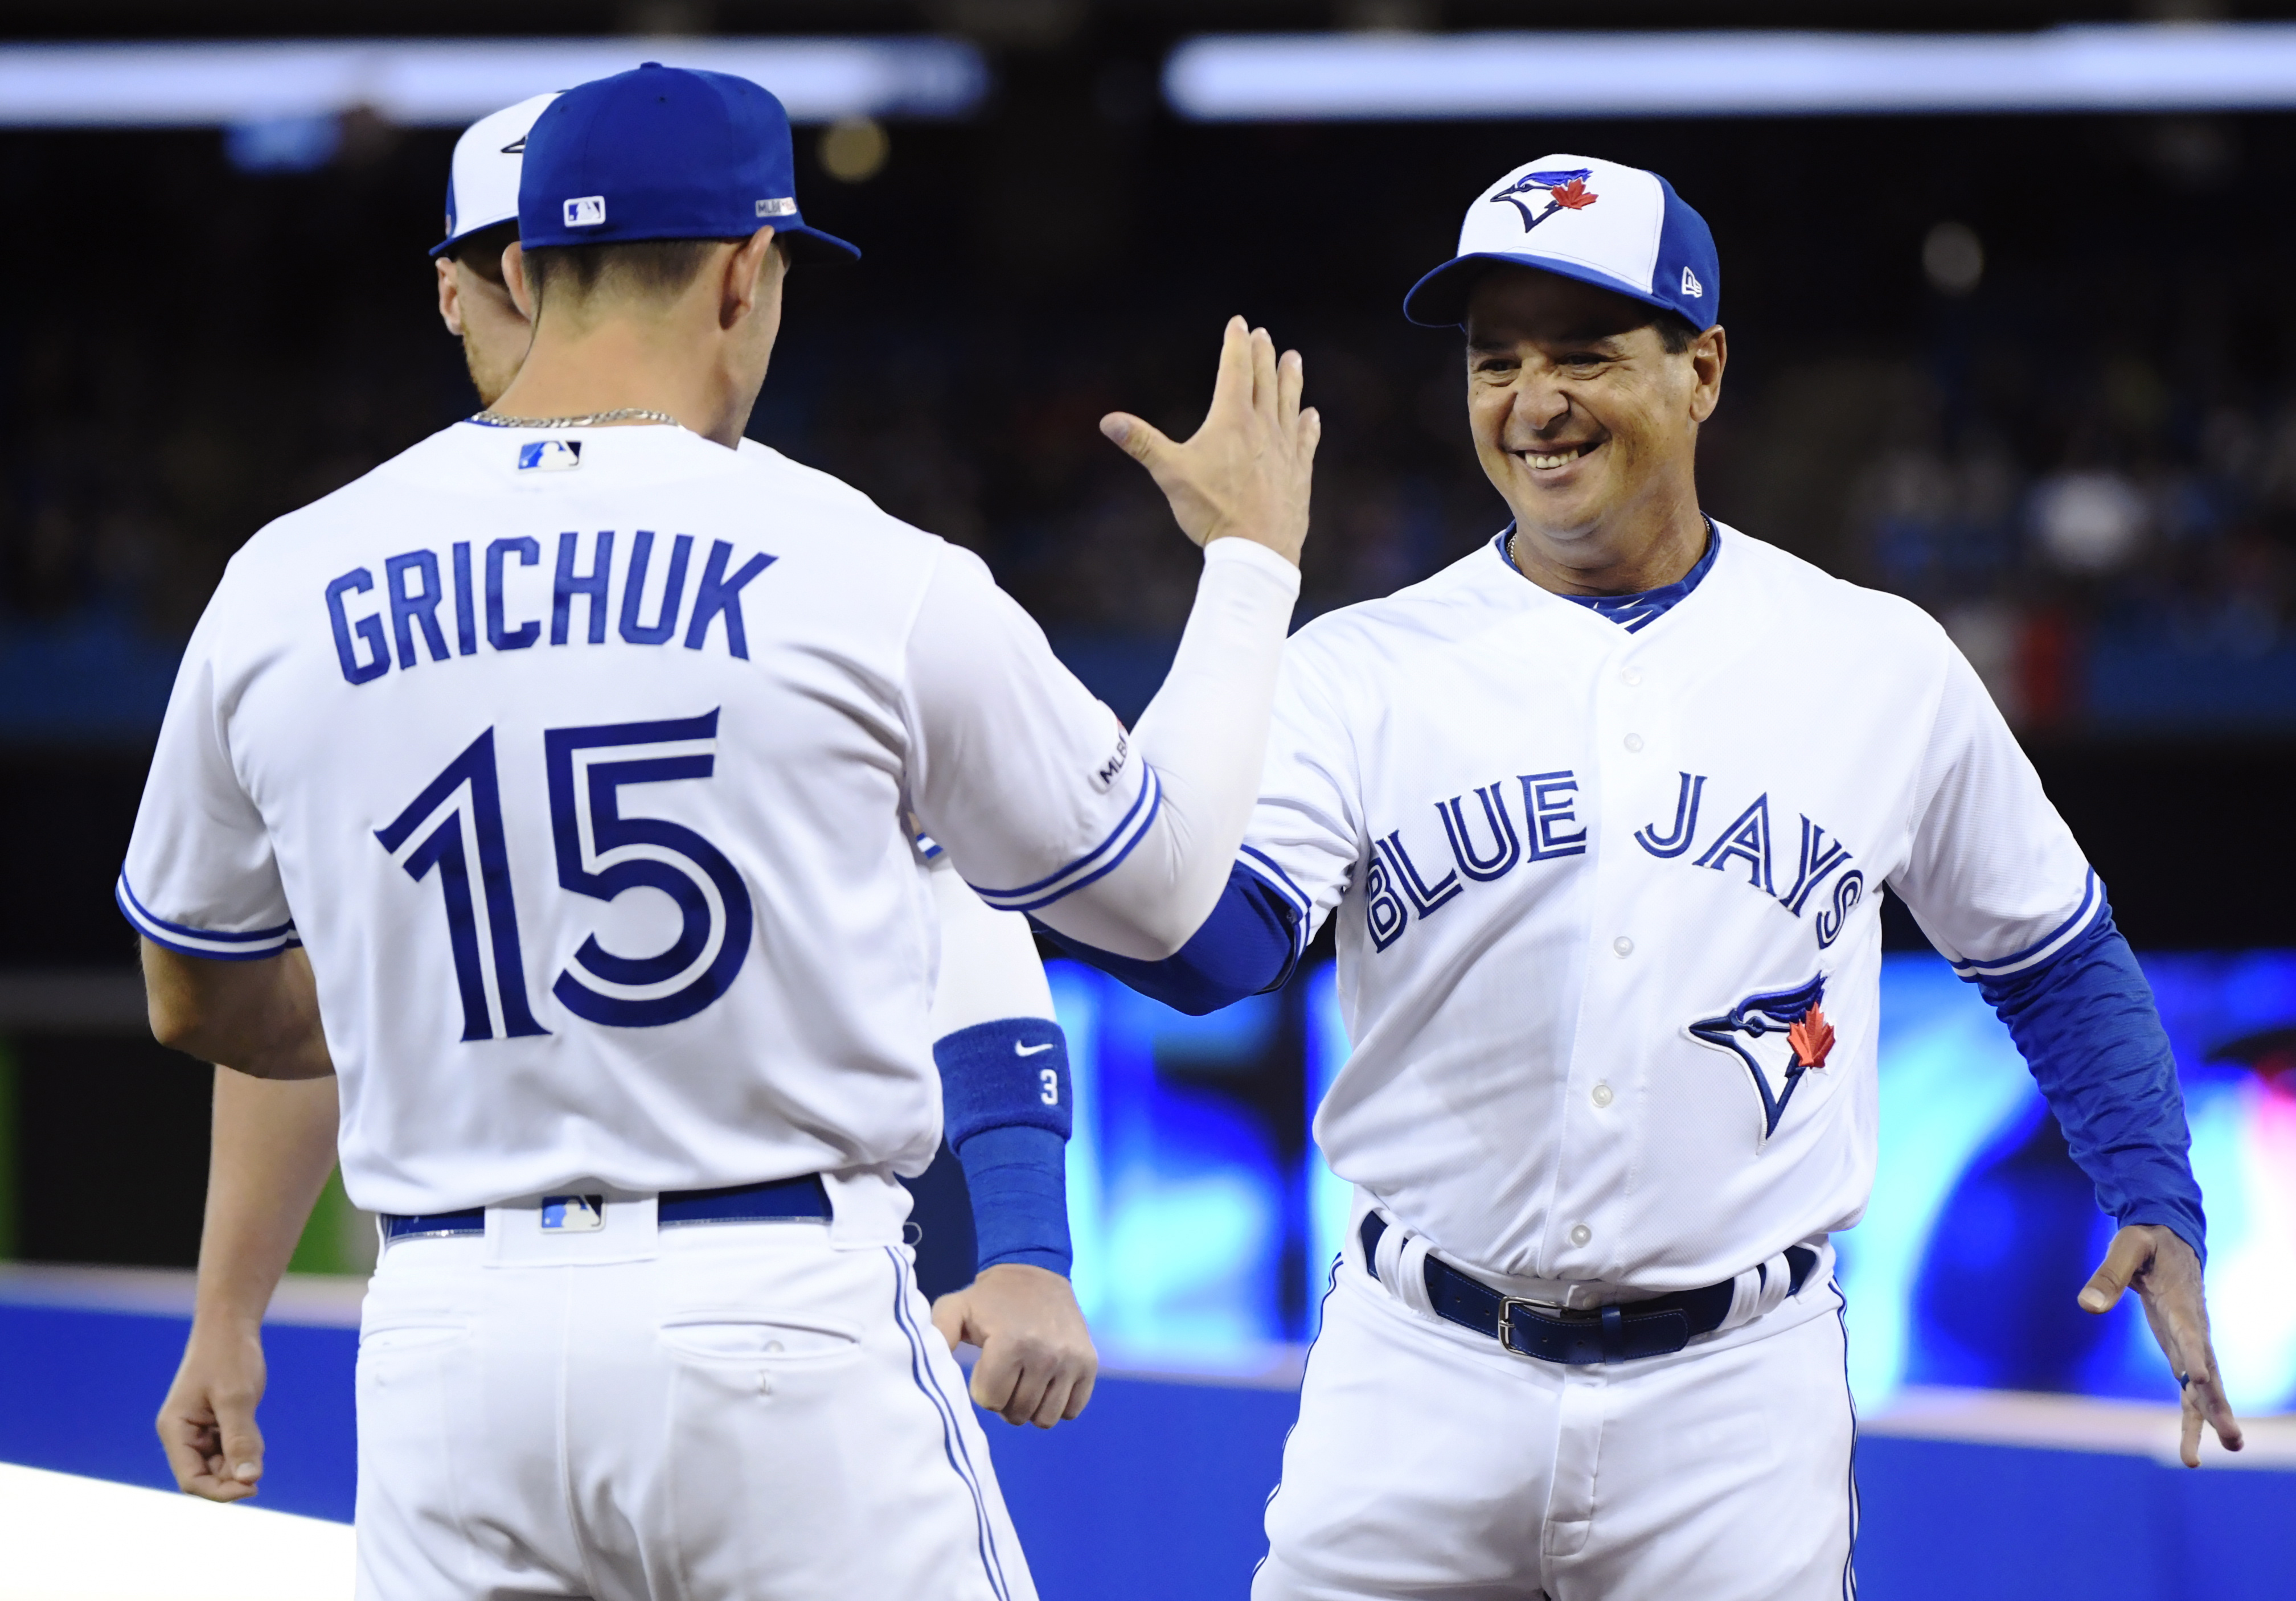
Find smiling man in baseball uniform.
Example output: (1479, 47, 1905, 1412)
(1047, 154, 2241, 1599)
(122, 63, 1318, 1597)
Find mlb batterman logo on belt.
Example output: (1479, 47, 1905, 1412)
(1403, 152, 1719, 332)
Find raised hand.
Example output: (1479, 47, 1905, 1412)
(2078, 1223, 2244, 1467)
(931, 1263, 1098, 1429)
(1100, 316, 1321, 566)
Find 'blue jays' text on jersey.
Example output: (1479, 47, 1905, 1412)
(1240, 524, 2100, 1290)
(118, 424, 1177, 1217)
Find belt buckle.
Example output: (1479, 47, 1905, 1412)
(1494, 1295, 1547, 1359)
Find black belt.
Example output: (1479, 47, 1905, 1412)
(1360, 1212, 1816, 1365)
(382, 1173, 831, 1243)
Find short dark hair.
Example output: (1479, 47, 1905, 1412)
(1651, 309, 1702, 354)
(522, 236, 755, 313)
(446, 220, 519, 287)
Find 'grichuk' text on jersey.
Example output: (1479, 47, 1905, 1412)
(1240, 524, 2098, 1290)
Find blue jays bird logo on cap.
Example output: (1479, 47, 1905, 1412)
(1687, 975, 1836, 1141)
(1491, 169, 1600, 232)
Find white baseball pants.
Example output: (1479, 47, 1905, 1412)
(1254, 1249, 1857, 1601)
(353, 1203, 1034, 1601)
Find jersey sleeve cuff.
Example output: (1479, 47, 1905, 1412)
(1202, 533, 1304, 594)
(1947, 869, 2102, 983)
(967, 766, 1163, 914)
(116, 872, 299, 961)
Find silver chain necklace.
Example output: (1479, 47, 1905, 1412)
(470, 407, 681, 429)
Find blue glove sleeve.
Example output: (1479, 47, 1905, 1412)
(936, 1017, 1073, 1276)
(1976, 909, 2208, 1263)
(1035, 860, 1301, 1015)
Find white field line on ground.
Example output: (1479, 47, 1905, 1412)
(0, 1462, 353, 1601)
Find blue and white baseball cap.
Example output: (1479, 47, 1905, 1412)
(430, 92, 560, 260)
(518, 62, 858, 262)
(1404, 154, 1719, 332)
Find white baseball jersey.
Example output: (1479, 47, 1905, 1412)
(119, 421, 1284, 1217)
(1243, 522, 2097, 1290)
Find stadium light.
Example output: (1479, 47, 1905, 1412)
(0, 37, 989, 129)
(1163, 24, 2296, 120)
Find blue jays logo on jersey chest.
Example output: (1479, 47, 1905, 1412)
(1687, 974, 1838, 1144)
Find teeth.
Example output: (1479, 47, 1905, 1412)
(1526, 449, 1579, 470)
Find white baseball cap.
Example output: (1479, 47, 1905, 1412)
(430, 91, 561, 258)
(1403, 153, 1720, 332)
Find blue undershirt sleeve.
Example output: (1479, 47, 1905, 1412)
(1034, 861, 1302, 1016)
(1976, 910, 2207, 1263)
(936, 1017, 1075, 1277)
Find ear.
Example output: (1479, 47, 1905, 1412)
(436, 256, 465, 336)
(503, 241, 536, 321)
(720, 225, 781, 331)
(1687, 324, 1727, 424)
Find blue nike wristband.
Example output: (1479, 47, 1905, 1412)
(935, 1017, 1074, 1276)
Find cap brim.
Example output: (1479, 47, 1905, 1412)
(777, 222, 859, 264)
(429, 219, 510, 259)
(1402, 252, 1686, 330)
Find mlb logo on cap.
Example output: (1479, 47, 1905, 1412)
(563, 195, 606, 228)
(1404, 153, 1719, 332)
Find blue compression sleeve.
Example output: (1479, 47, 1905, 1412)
(1036, 861, 1302, 1016)
(936, 1018, 1074, 1276)
(1977, 910, 2207, 1262)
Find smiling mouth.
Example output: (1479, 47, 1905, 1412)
(1519, 439, 1602, 472)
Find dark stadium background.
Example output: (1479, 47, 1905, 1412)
(1, 0, 2292, 1298)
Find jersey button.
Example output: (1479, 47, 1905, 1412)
(1621, 668, 1643, 687)
(1623, 733, 1645, 753)
(1591, 1082, 1614, 1108)
(1613, 935, 1634, 957)
(1569, 1223, 1593, 1247)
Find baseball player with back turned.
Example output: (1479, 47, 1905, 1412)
(122, 63, 1318, 1597)
(1048, 154, 2243, 1599)
(154, 90, 1087, 1509)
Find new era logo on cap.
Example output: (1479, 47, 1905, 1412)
(564, 194, 606, 227)
(1682, 266, 1704, 298)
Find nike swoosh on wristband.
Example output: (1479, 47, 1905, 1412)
(1015, 1041, 1056, 1056)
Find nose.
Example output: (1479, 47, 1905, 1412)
(1504, 375, 1573, 444)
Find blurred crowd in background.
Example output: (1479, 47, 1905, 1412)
(6, 101, 2296, 737)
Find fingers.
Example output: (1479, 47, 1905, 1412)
(2077, 1225, 2153, 1313)
(1297, 404, 1323, 465)
(966, 1335, 1022, 1419)
(1249, 326, 1279, 424)
(1276, 348, 1304, 431)
(1207, 315, 1252, 424)
(216, 1400, 265, 1495)
(930, 1290, 971, 1355)
(1100, 412, 1174, 467)
(1063, 1362, 1097, 1421)
(156, 1406, 215, 1496)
